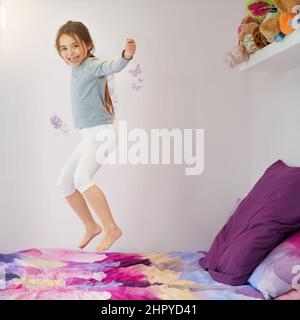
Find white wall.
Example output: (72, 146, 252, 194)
(0, 0, 251, 253)
(249, 69, 300, 184)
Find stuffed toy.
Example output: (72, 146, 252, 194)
(238, 15, 261, 32)
(224, 15, 268, 68)
(246, 0, 274, 21)
(224, 45, 249, 68)
(259, 5, 281, 42)
(290, 12, 300, 29)
(224, 16, 253, 68)
(238, 21, 269, 54)
(273, 0, 300, 14)
(224, 0, 300, 68)
(224, 15, 252, 68)
(272, 0, 300, 41)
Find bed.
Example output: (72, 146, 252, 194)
(2, 161, 300, 300)
(0, 248, 264, 300)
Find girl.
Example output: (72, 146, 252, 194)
(55, 20, 136, 252)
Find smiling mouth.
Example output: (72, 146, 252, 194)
(69, 55, 80, 63)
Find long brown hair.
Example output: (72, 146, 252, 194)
(54, 20, 115, 118)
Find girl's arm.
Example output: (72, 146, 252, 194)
(88, 38, 136, 77)
(88, 52, 131, 78)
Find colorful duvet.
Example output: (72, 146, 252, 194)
(0, 248, 264, 300)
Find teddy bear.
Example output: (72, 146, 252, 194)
(259, 5, 281, 42)
(272, 0, 300, 41)
(224, 14, 270, 68)
(238, 19, 269, 55)
(224, 16, 251, 68)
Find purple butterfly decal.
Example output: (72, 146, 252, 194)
(50, 113, 70, 134)
(128, 64, 142, 78)
(50, 113, 63, 129)
(132, 82, 142, 92)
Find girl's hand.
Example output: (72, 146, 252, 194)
(124, 38, 136, 60)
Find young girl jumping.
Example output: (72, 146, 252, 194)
(55, 20, 136, 252)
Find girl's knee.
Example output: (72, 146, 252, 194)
(73, 175, 95, 194)
(56, 175, 76, 197)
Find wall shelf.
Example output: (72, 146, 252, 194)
(239, 29, 300, 72)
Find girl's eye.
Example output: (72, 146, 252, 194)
(60, 44, 79, 52)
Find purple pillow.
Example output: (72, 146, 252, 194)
(199, 160, 300, 286)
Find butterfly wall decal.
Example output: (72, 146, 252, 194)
(128, 64, 142, 78)
(132, 82, 142, 92)
(128, 63, 143, 92)
(50, 113, 70, 134)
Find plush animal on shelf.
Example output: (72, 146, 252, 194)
(246, 0, 274, 21)
(238, 15, 261, 31)
(239, 21, 269, 54)
(273, 0, 300, 41)
(224, 46, 250, 68)
(224, 0, 300, 68)
(259, 5, 281, 42)
(224, 16, 252, 68)
(290, 12, 300, 29)
(224, 15, 268, 68)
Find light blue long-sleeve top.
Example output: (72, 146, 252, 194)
(71, 51, 132, 129)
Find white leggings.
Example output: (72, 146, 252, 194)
(56, 123, 117, 197)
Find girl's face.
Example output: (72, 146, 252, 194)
(59, 34, 91, 67)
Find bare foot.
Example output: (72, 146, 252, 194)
(79, 224, 102, 249)
(93, 226, 122, 252)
